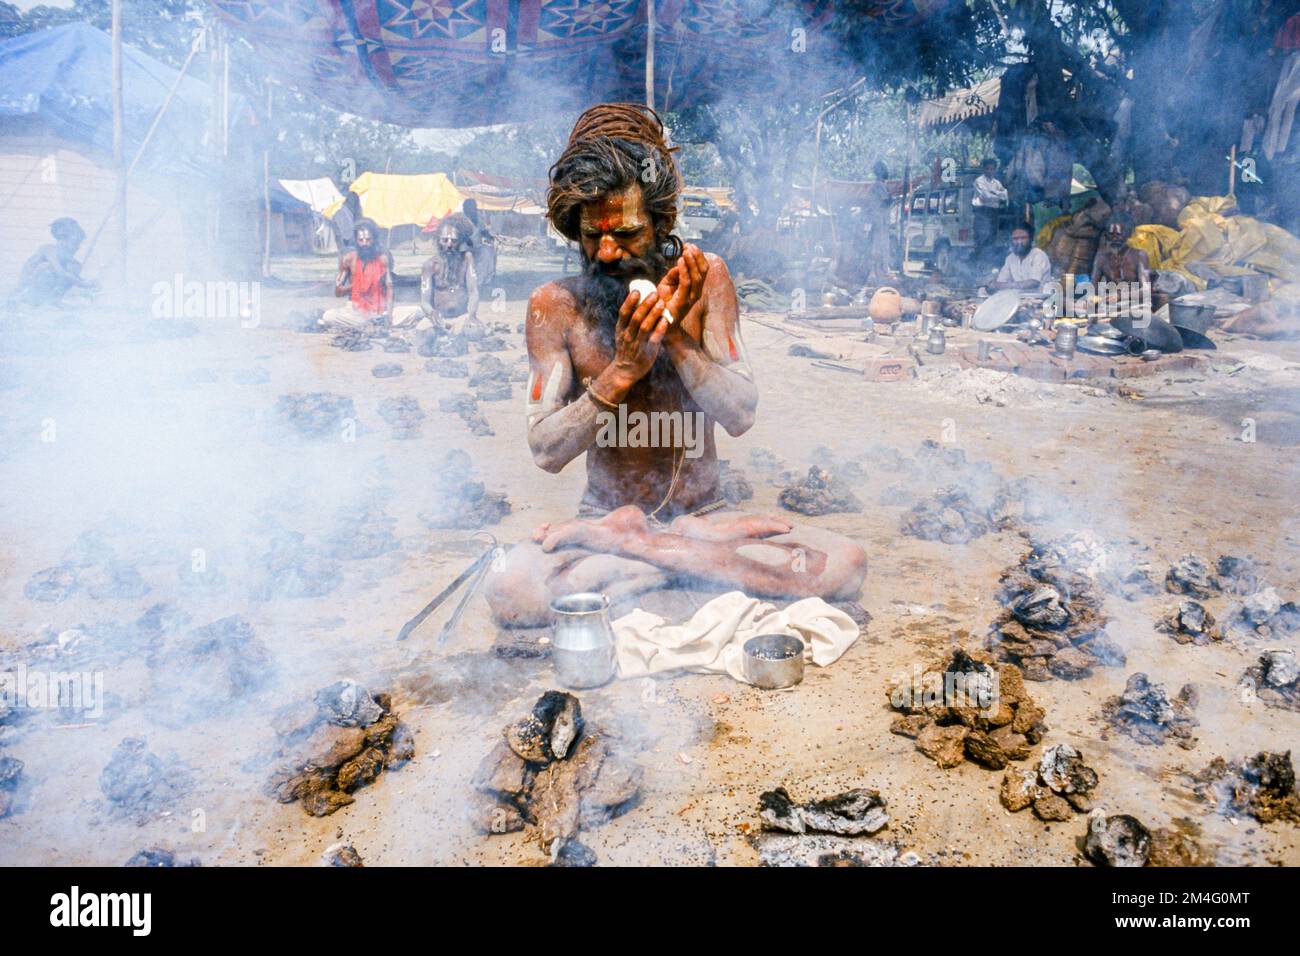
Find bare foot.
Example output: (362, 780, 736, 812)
(671, 513, 793, 542)
(540, 506, 650, 554)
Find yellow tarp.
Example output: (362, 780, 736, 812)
(1128, 223, 1188, 278)
(1123, 195, 1300, 290)
(322, 172, 465, 229)
(1035, 214, 1072, 249)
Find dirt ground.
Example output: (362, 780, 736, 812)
(1, 248, 1298, 867)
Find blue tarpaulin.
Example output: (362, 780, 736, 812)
(0, 23, 214, 172)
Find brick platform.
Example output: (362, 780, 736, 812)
(956, 340, 1207, 382)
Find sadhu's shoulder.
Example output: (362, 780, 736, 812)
(701, 251, 736, 288)
(526, 279, 582, 328)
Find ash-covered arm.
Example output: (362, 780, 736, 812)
(663, 255, 757, 437)
(524, 287, 607, 474)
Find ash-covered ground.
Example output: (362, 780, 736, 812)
(1, 248, 1298, 866)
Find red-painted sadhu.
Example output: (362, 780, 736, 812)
(485, 103, 866, 627)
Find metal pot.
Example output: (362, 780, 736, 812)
(1054, 324, 1078, 358)
(549, 592, 617, 689)
(1169, 301, 1215, 335)
(742, 634, 805, 689)
(1223, 274, 1268, 303)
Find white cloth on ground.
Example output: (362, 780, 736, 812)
(612, 590, 860, 684)
(319, 303, 373, 330)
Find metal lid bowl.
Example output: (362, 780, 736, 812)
(742, 634, 805, 689)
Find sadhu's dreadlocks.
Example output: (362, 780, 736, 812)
(547, 102, 683, 257)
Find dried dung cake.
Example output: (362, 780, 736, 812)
(1101, 673, 1198, 749)
(1189, 752, 1300, 825)
(1242, 650, 1300, 711)
(999, 743, 1099, 819)
(984, 545, 1122, 682)
(264, 680, 413, 817)
(377, 396, 425, 439)
(419, 449, 511, 530)
(471, 691, 640, 857)
(758, 786, 888, 836)
(1159, 599, 1219, 645)
(888, 648, 1046, 770)
(778, 466, 863, 516)
(274, 392, 355, 440)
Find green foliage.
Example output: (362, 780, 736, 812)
(453, 119, 571, 181)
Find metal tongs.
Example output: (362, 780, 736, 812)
(395, 531, 498, 644)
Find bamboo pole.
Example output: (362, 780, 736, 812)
(83, 36, 203, 268)
(262, 85, 272, 278)
(645, 0, 655, 111)
(899, 98, 915, 268)
(111, 0, 126, 298)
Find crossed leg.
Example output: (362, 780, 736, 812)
(484, 505, 867, 628)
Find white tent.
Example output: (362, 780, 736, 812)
(277, 177, 343, 214)
(278, 177, 343, 253)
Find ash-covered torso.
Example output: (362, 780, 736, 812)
(551, 276, 719, 517)
(1092, 245, 1148, 283)
(423, 251, 472, 317)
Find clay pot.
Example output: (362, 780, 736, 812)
(868, 286, 903, 323)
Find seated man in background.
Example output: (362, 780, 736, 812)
(319, 219, 393, 330)
(484, 103, 867, 628)
(412, 215, 479, 333)
(1091, 213, 1151, 286)
(992, 225, 1053, 292)
(15, 218, 99, 307)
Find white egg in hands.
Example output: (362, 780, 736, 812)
(628, 279, 674, 324)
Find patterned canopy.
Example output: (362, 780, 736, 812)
(207, 0, 952, 127)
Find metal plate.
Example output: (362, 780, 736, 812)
(972, 289, 1023, 331)
(1076, 335, 1128, 355)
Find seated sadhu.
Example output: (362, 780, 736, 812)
(416, 214, 479, 332)
(15, 217, 99, 307)
(485, 103, 866, 627)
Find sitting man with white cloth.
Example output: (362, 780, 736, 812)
(992, 224, 1054, 293)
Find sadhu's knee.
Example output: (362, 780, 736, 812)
(828, 540, 868, 598)
(484, 543, 552, 628)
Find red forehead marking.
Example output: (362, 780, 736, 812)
(727, 336, 738, 361)
(530, 372, 543, 401)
